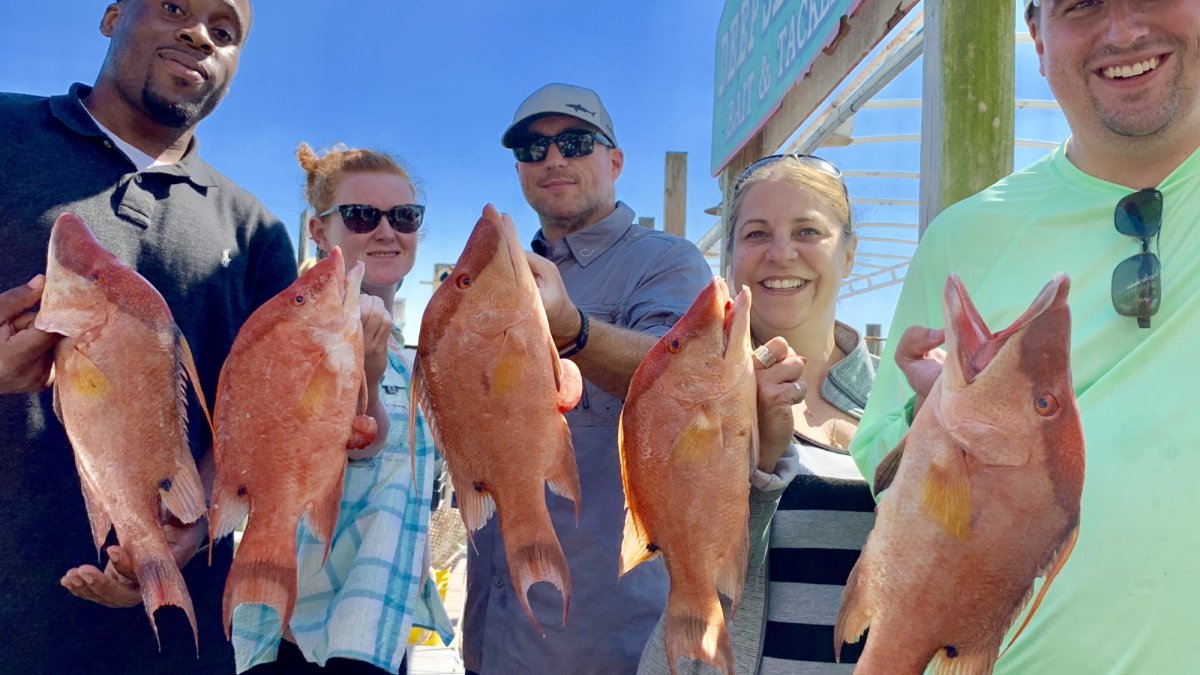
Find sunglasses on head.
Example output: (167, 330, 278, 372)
(732, 153, 846, 195)
(1111, 188, 1162, 329)
(318, 203, 425, 234)
(512, 129, 614, 163)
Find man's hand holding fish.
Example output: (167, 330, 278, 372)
(0, 275, 57, 394)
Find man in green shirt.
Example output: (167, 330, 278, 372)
(851, 0, 1200, 672)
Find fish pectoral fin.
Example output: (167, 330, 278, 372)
(618, 506, 659, 577)
(64, 344, 112, 398)
(297, 359, 338, 417)
(158, 458, 206, 525)
(545, 417, 581, 525)
(873, 437, 906, 497)
(556, 355, 583, 412)
(668, 410, 722, 467)
(1000, 524, 1080, 658)
(949, 421, 1028, 467)
(490, 329, 524, 396)
(920, 449, 973, 540)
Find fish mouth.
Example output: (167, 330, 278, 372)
(944, 273, 1070, 384)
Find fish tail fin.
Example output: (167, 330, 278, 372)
(506, 534, 572, 635)
(138, 554, 199, 655)
(664, 582, 733, 675)
(715, 529, 749, 616)
(207, 476, 250, 566)
(618, 507, 659, 577)
(221, 533, 298, 640)
(545, 417, 581, 525)
(929, 645, 998, 675)
(159, 455, 206, 525)
(306, 465, 346, 565)
(833, 562, 873, 662)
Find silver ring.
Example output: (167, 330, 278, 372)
(752, 345, 777, 369)
(792, 381, 806, 401)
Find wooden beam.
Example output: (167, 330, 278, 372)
(638, 216, 656, 229)
(760, 0, 920, 155)
(919, 0, 1014, 233)
(717, 135, 768, 276)
(664, 152, 688, 237)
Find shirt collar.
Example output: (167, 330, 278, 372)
(820, 321, 878, 420)
(50, 83, 219, 188)
(530, 201, 636, 268)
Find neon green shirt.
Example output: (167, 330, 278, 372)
(850, 142, 1200, 674)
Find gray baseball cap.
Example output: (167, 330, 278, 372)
(500, 83, 618, 148)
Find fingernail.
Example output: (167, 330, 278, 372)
(28, 275, 45, 291)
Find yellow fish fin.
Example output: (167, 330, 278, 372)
(618, 505, 659, 577)
(490, 330, 523, 395)
(668, 410, 721, 467)
(1000, 525, 1080, 658)
(65, 345, 112, 398)
(297, 360, 338, 417)
(920, 449, 973, 540)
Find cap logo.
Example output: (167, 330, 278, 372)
(566, 103, 596, 117)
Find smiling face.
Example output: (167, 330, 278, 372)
(1031, 0, 1200, 144)
(515, 114, 624, 239)
(310, 172, 418, 298)
(97, 0, 251, 129)
(729, 179, 855, 342)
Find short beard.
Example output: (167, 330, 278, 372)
(141, 85, 219, 129)
(535, 196, 614, 236)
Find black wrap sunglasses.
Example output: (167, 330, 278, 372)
(1111, 188, 1162, 329)
(319, 203, 425, 234)
(512, 130, 614, 163)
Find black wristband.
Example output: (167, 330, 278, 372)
(558, 308, 589, 359)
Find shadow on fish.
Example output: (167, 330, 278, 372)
(834, 274, 1085, 674)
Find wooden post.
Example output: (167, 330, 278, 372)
(866, 323, 884, 357)
(919, 0, 1014, 235)
(664, 152, 688, 237)
(638, 217, 656, 229)
(298, 208, 312, 267)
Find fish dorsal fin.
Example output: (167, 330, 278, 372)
(65, 344, 112, 398)
(176, 331, 213, 437)
(921, 448, 973, 540)
(873, 437, 906, 497)
(668, 410, 721, 467)
(76, 469, 113, 559)
(1000, 525, 1080, 659)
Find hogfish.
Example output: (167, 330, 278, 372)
(412, 204, 583, 634)
(834, 274, 1086, 674)
(35, 212, 208, 650)
(618, 277, 757, 675)
(208, 247, 375, 637)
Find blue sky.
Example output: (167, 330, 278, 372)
(1, 2, 1065, 344)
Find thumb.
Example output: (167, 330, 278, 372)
(0, 276, 45, 321)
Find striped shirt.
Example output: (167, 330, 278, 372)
(232, 346, 453, 672)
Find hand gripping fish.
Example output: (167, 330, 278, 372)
(834, 274, 1085, 675)
(619, 278, 757, 675)
(209, 247, 376, 637)
(35, 213, 208, 651)
(411, 204, 583, 634)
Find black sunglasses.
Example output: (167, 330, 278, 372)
(1111, 188, 1162, 329)
(318, 203, 425, 234)
(733, 153, 846, 195)
(512, 130, 614, 163)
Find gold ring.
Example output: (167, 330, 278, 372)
(752, 345, 777, 369)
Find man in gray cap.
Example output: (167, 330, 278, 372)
(461, 83, 712, 674)
(852, 1, 1200, 673)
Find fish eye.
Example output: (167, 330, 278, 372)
(1034, 393, 1060, 417)
(456, 274, 472, 289)
(291, 294, 305, 306)
(90, 272, 101, 283)
(667, 337, 683, 354)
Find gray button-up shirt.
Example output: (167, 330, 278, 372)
(463, 202, 714, 674)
